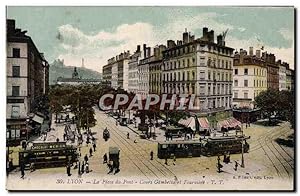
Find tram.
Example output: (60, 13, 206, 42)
(157, 136, 250, 159)
(202, 136, 250, 156)
(157, 140, 202, 159)
(103, 128, 110, 141)
(19, 141, 78, 169)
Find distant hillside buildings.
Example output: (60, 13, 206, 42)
(56, 67, 102, 85)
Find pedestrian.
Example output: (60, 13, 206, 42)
(84, 154, 89, 163)
(81, 161, 85, 174)
(173, 155, 176, 165)
(93, 143, 96, 152)
(67, 163, 71, 176)
(234, 161, 238, 171)
(56, 138, 59, 142)
(134, 139, 137, 143)
(227, 152, 231, 163)
(85, 162, 89, 173)
(127, 132, 130, 139)
(20, 162, 25, 179)
(103, 153, 108, 164)
(217, 155, 222, 173)
(86, 135, 90, 144)
(150, 151, 154, 160)
(92, 136, 96, 143)
(78, 161, 81, 176)
(165, 157, 168, 165)
(89, 148, 93, 157)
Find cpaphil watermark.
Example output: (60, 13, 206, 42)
(98, 93, 201, 111)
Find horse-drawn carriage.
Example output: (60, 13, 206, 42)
(108, 147, 120, 174)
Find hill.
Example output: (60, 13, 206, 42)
(49, 59, 102, 85)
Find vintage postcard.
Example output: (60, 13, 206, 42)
(5, 6, 295, 191)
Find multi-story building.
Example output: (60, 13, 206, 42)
(232, 48, 267, 109)
(104, 51, 130, 90)
(162, 28, 234, 120)
(278, 61, 288, 91)
(263, 52, 279, 90)
(286, 67, 295, 92)
(6, 19, 49, 145)
(128, 45, 142, 94)
(138, 44, 152, 98)
(102, 61, 112, 86)
(149, 45, 166, 94)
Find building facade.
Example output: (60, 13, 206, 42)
(278, 61, 288, 91)
(232, 48, 267, 109)
(263, 52, 279, 90)
(162, 28, 234, 118)
(138, 44, 152, 98)
(128, 46, 141, 94)
(7, 19, 49, 145)
(105, 51, 130, 90)
(149, 45, 166, 94)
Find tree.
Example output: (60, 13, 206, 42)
(255, 89, 279, 124)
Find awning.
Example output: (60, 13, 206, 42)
(32, 114, 44, 124)
(178, 117, 196, 131)
(198, 117, 210, 129)
(218, 117, 241, 129)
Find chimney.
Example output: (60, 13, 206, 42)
(203, 27, 208, 38)
(147, 47, 151, 57)
(249, 47, 253, 56)
(143, 44, 147, 58)
(217, 35, 222, 45)
(208, 30, 214, 43)
(256, 50, 261, 58)
(183, 30, 189, 44)
(7, 19, 16, 35)
(137, 45, 141, 52)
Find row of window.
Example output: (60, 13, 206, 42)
(208, 71, 232, 81)
(233, 90, 264, 99)
(234, 68, 267, 76)
(234, 79, 267, 88)
(163, 45, 195, 58)
(233, 92, 249, 99)
(162, 83, 232, 96)
(163, 58, 195, 70)
(206, 58, 232, 69)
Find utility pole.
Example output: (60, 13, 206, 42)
(241, 125, 245, 168)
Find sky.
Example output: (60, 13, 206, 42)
(6, 6, 295, 72)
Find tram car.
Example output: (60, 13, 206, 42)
(103, 128, 110, 141)
(202, 136, 250, 156)
(157, 140, 202, 159)
(157, 136, 250, 159)
(109, 146, 120, 171)
(19, 141, 78, 169)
